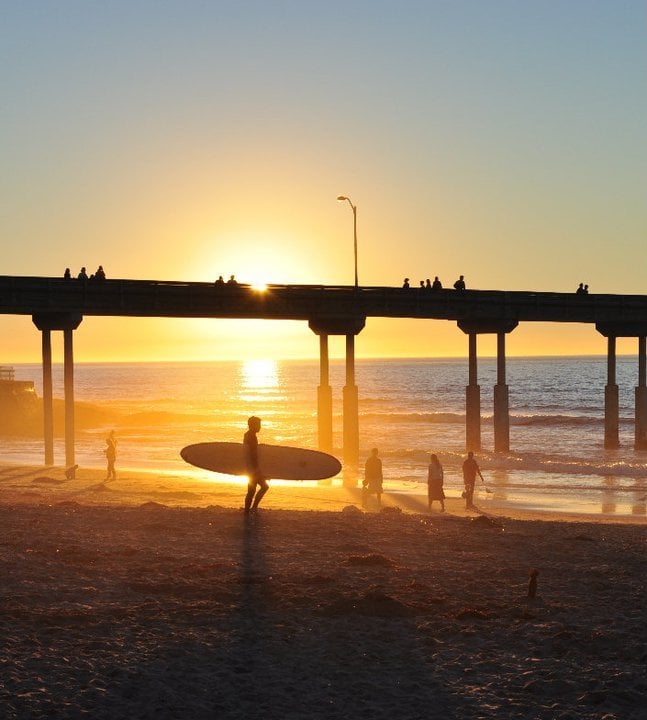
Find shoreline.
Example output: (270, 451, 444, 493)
(1, 462, 645, 525)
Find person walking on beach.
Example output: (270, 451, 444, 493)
(243, 416, 269, 514)
(362, 447, 383, 508)
(462, 451, 484, 509)
(104, 431, 117, 481)
(427, 453, 445, 512)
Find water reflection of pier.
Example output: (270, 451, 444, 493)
(1, 276, 646, 467)
(488, 468, 647, 517)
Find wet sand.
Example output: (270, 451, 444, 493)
(1, 464, 645, 719)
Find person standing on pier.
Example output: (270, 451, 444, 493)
(462, 451, 484, 510)
(243, 416, 269, 514)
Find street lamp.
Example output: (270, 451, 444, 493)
(337, 195, 358, 288)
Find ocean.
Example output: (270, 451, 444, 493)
(5, 357, 647, 519)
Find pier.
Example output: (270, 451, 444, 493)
(1, 275, 647, 467)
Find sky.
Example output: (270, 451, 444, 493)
(1, 0, 645, 362)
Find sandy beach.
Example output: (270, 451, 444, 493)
(1, 464, 645, 719)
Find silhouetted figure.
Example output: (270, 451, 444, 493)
(528, 569, 539, 598)
(227, 275, 238, 285)
(402, 278, 410, 289)
(77, 267, 88, 281)
(453, 275, 466, 291)
(64, 463, 78, 480)
(214, 275, 225, 286)
(427, 453, 445, 512)
(432, 276, 442, 290)
(244, 416, 269, 514)
(424, 278, 432, 290)
(104, 431, 117, 481)
(419, 280, 425, 290)
(362, 447, 383, 508)
(583, 284, 589, 294)
(94, 265, 106, 281)
(462, 451, 483, 509)
(576, 283, 585, 294)
(63, 268, 71, 280)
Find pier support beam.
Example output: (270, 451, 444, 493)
(458, 319, 517, 453)
(597, 322, 647, 449)
(63, 328, 75, 467)
(493, 331, 510, 452)
(604, 336, 620, 449)
(32, 313, 83, 467)
(41, 329, 54, 466)
(465, 333, 481, 451)
(309, 316, 365, 478)
(317, 334, 333, 453)
(636, 336, 647, 450)
(343, 334, 360, 468)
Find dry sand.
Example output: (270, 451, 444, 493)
(1, 464, 645, 719)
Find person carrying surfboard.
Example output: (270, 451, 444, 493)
(243, 416, 269, 514)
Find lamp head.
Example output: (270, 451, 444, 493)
(337, 195, 347, 201)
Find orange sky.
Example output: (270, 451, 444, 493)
(1, 3, 644, 363)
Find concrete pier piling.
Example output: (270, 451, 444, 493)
(32, 313, 83, 467)
(465, 332, 481, 451)
(597, 322, 647, 450)
(41, 329, 54, 466)
(636, 336, 647, 450)
(309, 316, 365, 477)
(604, 336, 620, 449)
(494, 331, 510, 453)
(458, 320, 517, 453)
(317, 334, 333, 453)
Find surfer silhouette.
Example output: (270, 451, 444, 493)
(243, 416, 269, 514)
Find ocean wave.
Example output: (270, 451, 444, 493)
(360, 411, 636, 429)
(360, 412, 465, 424)
(390, 475, 647, 493)
(381, 447, 647, 481)
(469, 453, 647, 481)
(511, 414, 603, 427)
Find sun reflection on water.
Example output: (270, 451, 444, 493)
(240, 359, 279, 391)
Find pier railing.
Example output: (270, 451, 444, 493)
(1, 275, 646, 325)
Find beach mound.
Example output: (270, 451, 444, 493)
(0, 500, 644, 719)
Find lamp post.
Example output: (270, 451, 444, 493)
(337, 195, 358, 288)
